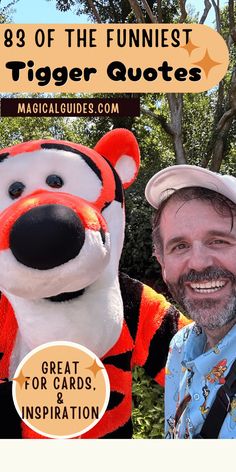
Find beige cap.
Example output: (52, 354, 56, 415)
(145, 165, 236, 209)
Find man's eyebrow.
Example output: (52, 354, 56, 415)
(165, 237, 186, 250)
(206, 229, 235, 237)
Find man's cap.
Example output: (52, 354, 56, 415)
(145, 165, 236, 209)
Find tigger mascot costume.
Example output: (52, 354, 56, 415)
(0, 129, 186, 439)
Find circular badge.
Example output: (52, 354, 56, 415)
(12, 341, 110, 438)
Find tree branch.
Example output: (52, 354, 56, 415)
(216, 67, 236, 128)
(228, 0, 236, 44)
(167, 94, 186, 164)
(127, 0, 145, 22)
(200, 0, 211, 24)
(140, 107, 174, 136)
(211, 0, 221, 33)
(228, 0, 235, 30)
(201, 79, 225, 167)
(86, 0, 102, 22)
(109, 0, 119, 22)
(157, 0, 163, 23)
(141, 0, 157, 23)
(203, 67, 236, 171)
(179, 0, 187, 23)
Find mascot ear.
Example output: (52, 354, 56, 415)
(94, 129, 140, 189)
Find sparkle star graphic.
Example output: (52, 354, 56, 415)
(193, 49, 222, 78)
(11, 370, 30, 389)
(86, 359, 104, 377)
(181, 38, 199, 56)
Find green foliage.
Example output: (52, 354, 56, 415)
(132, 367, 164, 439)
(49, 0, 180, 23)
(49, 0, 132, 23)
(182, 92, 215, 166)
(120, 94, 174, 283)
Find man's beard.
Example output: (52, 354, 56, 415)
(166, 267, 236, 330)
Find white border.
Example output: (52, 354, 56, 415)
(0, 439, 233, 471)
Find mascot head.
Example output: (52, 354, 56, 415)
(0, 129, 140, 367)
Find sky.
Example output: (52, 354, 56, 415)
(1, 0, 228, 25)
(3, 0, 86, 23)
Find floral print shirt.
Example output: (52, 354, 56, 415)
(165, 322, 236, 439)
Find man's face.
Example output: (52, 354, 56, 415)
(157, 198, 236, 330)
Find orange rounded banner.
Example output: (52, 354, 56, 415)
(12, 342, 110, 439)
(0, 24, 229, 92)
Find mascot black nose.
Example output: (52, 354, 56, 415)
(10, 204, 85, 270)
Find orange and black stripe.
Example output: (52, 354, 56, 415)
(0, 274, 188, 438)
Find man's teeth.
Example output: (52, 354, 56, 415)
(189, 280, 226, 293)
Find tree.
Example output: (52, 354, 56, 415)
(131, 0, 236, 171)
(48, 0, 179, 23)
(201, 0, 236, 171)
(47, 0, 131, 23)
(0, 0, 19, 23)
(50, 0, 236, 171)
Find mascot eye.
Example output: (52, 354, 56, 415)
(46, 174, 64, 189)
(8, 181, 25, 200)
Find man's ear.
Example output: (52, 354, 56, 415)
(162, 268, 167, 284)
(94, 128, 140, 189)
(154, 249, 166, 278)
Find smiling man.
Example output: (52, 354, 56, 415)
(145, 165, 236, 439)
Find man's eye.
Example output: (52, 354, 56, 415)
(209, 239, 228, 246)
(172, 243, 188, 252)
(8, 181, 25, 200)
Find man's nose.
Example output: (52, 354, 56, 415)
(187, 243, 214, 272)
